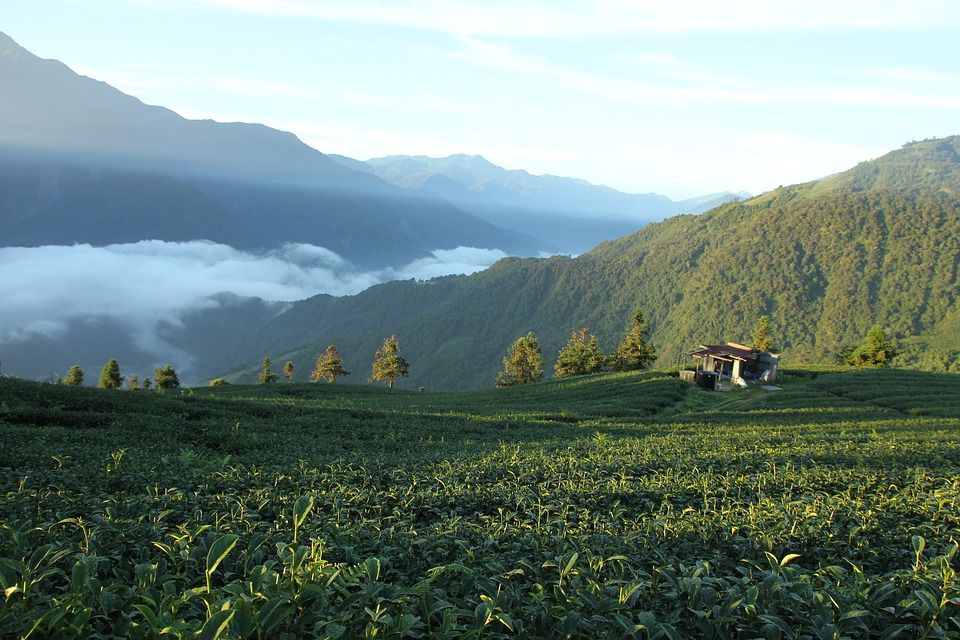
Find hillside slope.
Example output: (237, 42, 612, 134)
(2, 368, 959, 637)
(200, 137, 960, 389)
(0, 31, 539, 267)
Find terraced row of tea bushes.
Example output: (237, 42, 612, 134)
(202, 369, 688, 421)
(1, 369, 958, 638)
(810, 369, 960, 417)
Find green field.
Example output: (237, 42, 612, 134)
(1, 369, 958, 638)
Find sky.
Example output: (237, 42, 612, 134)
(4, 0, 960, 198)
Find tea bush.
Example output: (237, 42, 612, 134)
(0, 369, 958, 638)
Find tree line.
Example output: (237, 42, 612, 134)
(496, 309, 657, 387)
(46, 313, 899, 392)
(59, 361, 180, 391)
(496, 311, 898, 387)
(254, 335, 410, 389)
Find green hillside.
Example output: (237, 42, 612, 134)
(2, 369, 959, 637)
(205, 137, 960, 390)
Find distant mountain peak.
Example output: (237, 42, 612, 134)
(447, 153, 494, 165)
(362, 153, 740, 215)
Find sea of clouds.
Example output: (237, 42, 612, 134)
(0, 241, 507, 365)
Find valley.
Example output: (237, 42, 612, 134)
(1, 10, 959, 638)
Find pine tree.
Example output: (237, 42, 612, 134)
(63, 365, 84, 387)
(845, 325, 899, 367)
(609, 309, 657, 371)
(258, 357, 277, 384)
(98, 358, 123, 389)
(555, 328, 606, 378)
(282, 360, 295, 383)
(154, 365, 179, 391)
(752, 315, 775, 353)
(495, 332, 544, 387)
(311, 345, 350, 383)
(371, 335, 409, 389)
(127, 375, 140, 392)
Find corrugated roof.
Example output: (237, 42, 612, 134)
(686, 344, 758, 360)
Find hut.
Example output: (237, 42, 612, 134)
(682, 342, 780, 387)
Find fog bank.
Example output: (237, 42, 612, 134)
(0, 241, 507, 376)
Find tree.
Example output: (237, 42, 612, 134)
(63, 365, 84, 387)
(832, 344, 855, 365)
(142, 377, 153, 391)
(496, 332, 544, 387)
(258, 357, 277, 384)
(609, 309, 657, 371)
(752, 315, 775, 353)
(154, 365, 179, 391)
(371, 335, 409, 389)
(845, 324, 899, 367)
(98, 359, 123, 389)
(311, 345, 350, 383)
(127, 375, 140, 392)
(554, 328, 606, 378)
(282, 360, 295, 383)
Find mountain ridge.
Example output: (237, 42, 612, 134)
(362, 152, 747, 215)
(333, 152, 749, 253)
(0, 31, 541, 266)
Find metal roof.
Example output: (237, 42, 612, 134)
(685, 343, 761, 361)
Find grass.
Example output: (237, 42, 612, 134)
(1, 368, 958, 638)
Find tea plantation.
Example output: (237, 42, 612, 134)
(1, 368, 958, 638)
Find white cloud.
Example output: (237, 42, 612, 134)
(852, 67, 960, 85)
(0, 240, 505, 367)
(172, 0, 960, 36)
(0, 240, 363, 343)
(389, 247, 508, 281)
(447, 36, 960, 109)
(2, 320, 70, 344)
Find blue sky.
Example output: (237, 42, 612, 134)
(4, 1, 960, 198)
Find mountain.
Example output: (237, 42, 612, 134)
(0, 32, 541, 267)
(363, 154, 670, 214)
(335, 153, 749, 253)
(200, 137, 960, 389)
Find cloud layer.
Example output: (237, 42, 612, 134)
(188, 1, 960, 37)
(0, 240, 507, 368)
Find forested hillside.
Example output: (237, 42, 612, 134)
(200, 137, 960, 389)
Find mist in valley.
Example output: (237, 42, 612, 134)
(0, 240, 509, 383)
